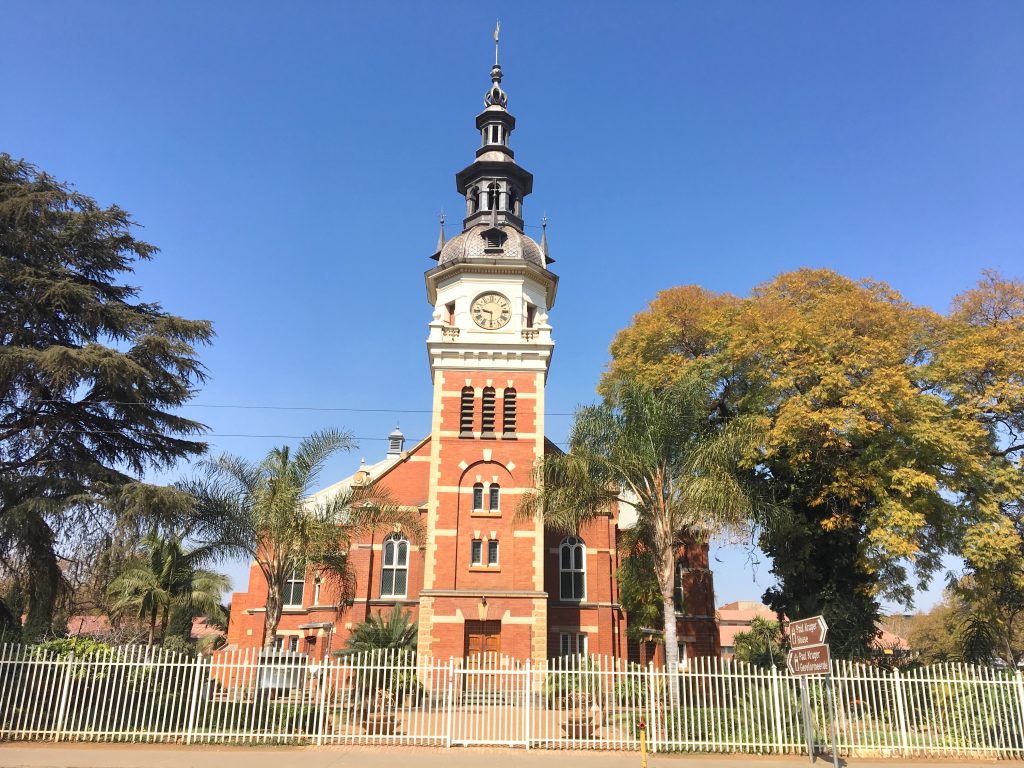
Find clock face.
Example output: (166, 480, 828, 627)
(471, 292, 512, 329)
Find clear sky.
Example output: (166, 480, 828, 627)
(4, 2, 1022, 615)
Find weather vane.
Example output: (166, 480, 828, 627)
(494, 20, 500, 66)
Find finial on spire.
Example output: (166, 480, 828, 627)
(436, 211, 446, 252)
(484, 22, 508, 108)
(541, 214, 549, 259)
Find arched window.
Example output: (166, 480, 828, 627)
(488, 483, 500, 511)
(481, 387, 496, 436)
(472, 482, 484, 511)
(460, 387, 474, 437)
(469, 187, 479, 214)
(502, 388, 517, 435)
(487, 182, 499, 211)
(380, 534, 409, 598)
(559, 537, 586, 601)
(507, 189, 517, 215)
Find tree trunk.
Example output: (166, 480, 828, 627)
(158, 605, 170, 646)
(148, 604, 158, 647)
(263, 584, 282, 650)
(655, 536, 682, 708)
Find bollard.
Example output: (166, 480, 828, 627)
(638, 716, 648, 768)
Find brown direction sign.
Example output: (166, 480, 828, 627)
(788, 615, 828, 648)
(787, 643, 831, 676)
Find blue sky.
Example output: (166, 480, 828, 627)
(4, 2, 1022, 614)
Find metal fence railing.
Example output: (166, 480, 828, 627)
(1, 643, 1022, 758)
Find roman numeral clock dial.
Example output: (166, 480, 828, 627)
(471, 292, 512, 330)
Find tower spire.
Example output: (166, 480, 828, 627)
(540, 214, 549, 260)
(485, 21, 507, 109)
(436, 212, 446, 252)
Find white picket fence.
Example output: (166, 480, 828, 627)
(1, 643, 1023, 758)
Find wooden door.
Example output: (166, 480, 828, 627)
(464, 620, 501, 667)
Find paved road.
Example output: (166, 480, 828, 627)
(0, 745, 999, 768)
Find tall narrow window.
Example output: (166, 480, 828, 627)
(472, 483, 484, 511)
(674, 561, 686, 613)
(487, 182, 499, 210)
(469, 187, 479, 214)
(502, 388, 517, 435)
(481, 387, 496, 436)
(470, 539, 483, 565)
(490, 125, 499, 143)
(488, 484, 500, 512)
(313, 577, 322, 605)
(283, 568, 305, 608)
(380, 533, 409, 598)
(526, 305, 536, 328)
(445, 302, 455, 325)
(559, 537, 586, 601)
(460, 387, 474, 437)
(559, 633, 588, 657)
(487, 539, 499, 566)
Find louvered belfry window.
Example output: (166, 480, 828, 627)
(481, 387, 496, 436)
(460, 387, 474, 437)
(502, 388, 517, 435)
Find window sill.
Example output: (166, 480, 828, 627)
(379, 595, 408, 601)
(469, 565, 500, 573)
(470, 509, 501, 517)
(501, 434, 517, 440)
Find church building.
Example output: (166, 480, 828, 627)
(226, 41, 719, 666)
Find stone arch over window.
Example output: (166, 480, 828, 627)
(380, 533, 409, 598)
(460, 387, 475, 437)
(559, 536, 586, 601)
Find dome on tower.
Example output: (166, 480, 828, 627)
(437, 223, 547, 268)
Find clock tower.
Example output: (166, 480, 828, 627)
(417, 41, 557, 663)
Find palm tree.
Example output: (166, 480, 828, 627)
(186, 428, 424, 649)
(339, 606, 418, 655)
(518, 376, 756, 674)
(108, 531, 229, 646)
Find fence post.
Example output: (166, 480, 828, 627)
(645, 661, 658, 753)
(524, 659, 532, 750)
(799, 675, 814, 762)
(444, 657, 455, 748)
(53, 651, 75, 742)
(316, 657, 330, 746)
(1015, 670, 1024, 744)
(770, 666, 786, 753)
(891, 667, 910, 757)
(184, 655, 204, 745)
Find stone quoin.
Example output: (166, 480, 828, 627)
(226, 32, 720, 666)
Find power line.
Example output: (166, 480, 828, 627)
(20, 399, 581, 416)
(22, 425, 571, 446)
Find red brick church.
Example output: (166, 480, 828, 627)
(226, 43, 719, 667)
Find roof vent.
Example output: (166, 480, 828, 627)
(387, 426, 405, 458)
(482, 228, 506, 253)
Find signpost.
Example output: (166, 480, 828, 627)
(787, 616, 839, 768)
(787, 643, 831, 676)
